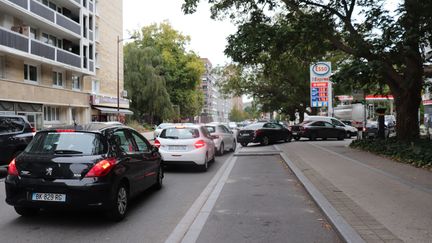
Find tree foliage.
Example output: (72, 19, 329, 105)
(229, 106, 246, 122)
(182, 0, 432, 140)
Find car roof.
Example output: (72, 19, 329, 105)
(40, 123, 125, 133)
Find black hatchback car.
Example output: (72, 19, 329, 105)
(290, 121, 346, 140)
(237, 122, 292, 147)
(5, 123, 163, 221)
(0, 115, 34, 165)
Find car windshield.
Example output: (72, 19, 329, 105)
(204, 126, 216, 133)
(244, 123, 265, 129)
(160, 127, 200, 139)
(24, 132, 107, 155)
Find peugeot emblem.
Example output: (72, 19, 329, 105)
(46, 167, 53, 176)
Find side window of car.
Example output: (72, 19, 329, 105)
(113, 130, 136, 153)
(274, 124, 283, 129)
(324, 122, 334, 128)
(331, 119, 344, 126)
(0, 117, 25, 134)
(130, 131, 149, 152)
(201, 127, 211, 139)
(313, 121, 325, 127)
(220, 125, 229, 133)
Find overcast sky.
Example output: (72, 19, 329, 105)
(123, 0, 237, 66)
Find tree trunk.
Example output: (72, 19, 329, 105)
(393, 88, 422, 140)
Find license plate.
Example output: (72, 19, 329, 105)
(241, 133, 250, 137)
(292, 132, 298, 135)
(32, 193, 66, 202)
(168, 145, 187, 151)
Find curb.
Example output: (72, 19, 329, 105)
(276, 145, 365, 243)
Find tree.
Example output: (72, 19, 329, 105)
(229, 106, 245, 122)
(134, 22, 205, 119)
(182, 0, 432, 140)
(124, 44, 173, 124)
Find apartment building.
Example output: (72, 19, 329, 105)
(0, 0, 130, 129)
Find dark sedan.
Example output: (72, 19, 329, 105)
(290, 121, 346, 141)
(5, 123, 163, 221)
(237, 122, 292, 147)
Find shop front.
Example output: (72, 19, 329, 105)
(90, 95, 133, 123)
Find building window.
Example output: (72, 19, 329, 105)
(0, 56, 4, 79)
(24, 64, 38, 82)
(30, 27, 37, 39)
(44, 106, 60, 122)
(92, 80, 100, 94)
(42, 32, 61, 48)
(52, 71, 63, 87)
(72, 75, 81, 90)
(95, 26, 99, 41)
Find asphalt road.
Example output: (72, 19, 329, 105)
(0, 152, 233, 243)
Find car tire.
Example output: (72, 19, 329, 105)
(261, 136, 269, 146)
(284, 134, 292, 143)
(230, 140, 236, 152)
(14, 207, 39, 217)
(107, 183, 128, 222)
(199, 154, 208, 172)
(154, 166, 163, 190)
(240, 142, 248, 147)
(218, 143, 224, 155)
(294, 136, 300, 141)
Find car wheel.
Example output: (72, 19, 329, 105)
(284, 134, 292, 142)
(338, 133, 345, 140)
(218, 143, 224, 155)
(230, 140, 236, 152)
(309, 133, 317, 141)
(107, 183, 128, 222)
(346, 132, 351, 138)
(261, 136, 269, 146)
(240, 142, 248, 147)
(154, 166, 163, 190)
(294, 136, 300, 141)
(199, 154, 209, 172)
(14, 207, 39, 217)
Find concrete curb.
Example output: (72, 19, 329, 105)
(276, 145, 365, 243)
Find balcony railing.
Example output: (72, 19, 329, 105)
(7, 0, 27, 9)
(7, 0, 81, 36)
(56, 13, 80, 35)
(30, 0, 55, 22)
(30, 39, 55, 60)
(57, 49, 81, 68)
(0, 27, 29, 52)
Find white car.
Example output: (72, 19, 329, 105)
(204, 124, 236, 155)
(304, 116, 357, 137)
(155, 125, 216, 171)
(154, 123, 173, 140)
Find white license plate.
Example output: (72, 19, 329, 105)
(241, 133, 250, 137)
(32, 193, 66, 202)
(168, 145, 187, 151)
(292, 132, 298, 135)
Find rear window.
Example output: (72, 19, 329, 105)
(160, 128, 200, 139)
(0, 117, 25, 134)
(24, 132, 107, 155)
(204, 126, 216, 133)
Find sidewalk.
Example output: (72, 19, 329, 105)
(278, 140, 432, 243)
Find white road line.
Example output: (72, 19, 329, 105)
(165, 155, 237, 243)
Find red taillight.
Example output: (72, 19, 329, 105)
(8, 158, 18, 176)
(85, 158, 117, 177)
(255, 130, 262, 136)
(154, 139, 161, 148)
(194, 140, 206, 149)
(56, 129, 75, 133)
(31, 127, 36, 133)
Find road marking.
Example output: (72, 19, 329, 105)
(165, 155, 238, 243)
(308, 142, 432, 195)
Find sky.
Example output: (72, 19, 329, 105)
(123, 0, 237, 66)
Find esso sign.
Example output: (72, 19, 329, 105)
(312, 63, 330, 76)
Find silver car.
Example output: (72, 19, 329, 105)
(155, 125, 216, 171)
(204, 124, 237, 155)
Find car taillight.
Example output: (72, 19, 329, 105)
(31, 127, 36, 133)
(85, 158, 117, 177)
(8, 158, 18, 176)
(255, 130, 262, 136)
(194, 140, 206, 149)
(154, 139, 161, 148)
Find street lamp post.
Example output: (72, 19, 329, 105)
(117, 35, 137, 121)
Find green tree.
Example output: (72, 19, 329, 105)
(124, 44, 173, 124)
(134, 22, 205, 119)
(183, 0, 432, 140)
(229, 106, 245, 122)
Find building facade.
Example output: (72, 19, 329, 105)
(0, 0, 129, 129)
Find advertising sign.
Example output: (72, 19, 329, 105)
(310, 62, 332, 108)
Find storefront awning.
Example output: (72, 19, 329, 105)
(94, 107, 134, 115)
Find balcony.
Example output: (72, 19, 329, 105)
(6, 0, 81, 37)
(0, 26, 84, 70)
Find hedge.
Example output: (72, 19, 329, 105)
(350, 138, 432, 169)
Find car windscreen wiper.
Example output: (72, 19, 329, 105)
(163, 136, 179, 139)
(54, 150, 83, 154)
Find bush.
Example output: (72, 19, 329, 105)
(126, 120, 153, 133)
(350, 138, 432, 169)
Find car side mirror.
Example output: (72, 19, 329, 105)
(151, 145, 159, 153)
